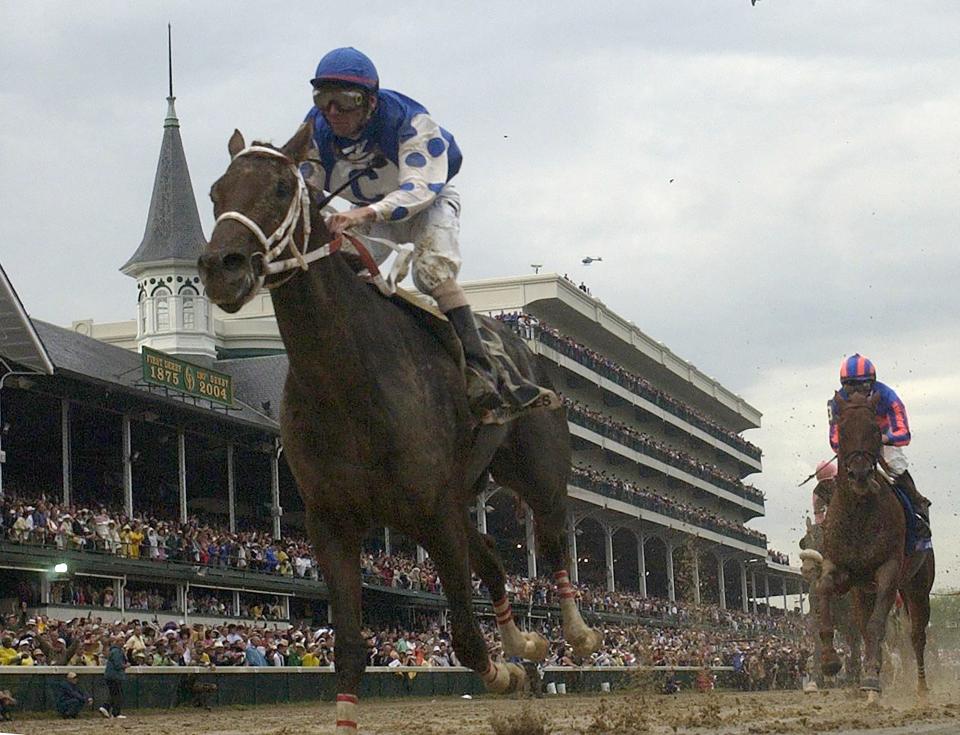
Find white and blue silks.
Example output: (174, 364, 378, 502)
(302, 91, 464, 293)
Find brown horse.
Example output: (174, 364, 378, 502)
(799, 515, 861, 686)
(198, 123, 600, 732)
(816, 391, 935, 701)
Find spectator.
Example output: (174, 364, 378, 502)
(101, 635, 128, 719)
(0, 689, 16, 722)
(55, 672, 93, 719)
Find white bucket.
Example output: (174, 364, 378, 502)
(556, 683, 567, 695)
(545, 682, 557, 695)
(600, 681, 611, 693)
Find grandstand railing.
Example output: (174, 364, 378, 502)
(568, 473, 767, 548)
(503, 318, 763, 462)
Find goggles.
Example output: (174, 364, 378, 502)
(842, 379, 874, 393)
(312, 85, 368, 113)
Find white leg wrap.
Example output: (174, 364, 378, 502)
(494, 596, 549, 661)
(481, 659, 525, 694)
(336, 694, 358, 732)
(555, 570, 603, 657)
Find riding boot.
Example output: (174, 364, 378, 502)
(445, 305, 503, 416)
(895, 470, 931, 538)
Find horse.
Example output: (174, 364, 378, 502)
(197, 122, 602, 732)
(814, 391, 935, 702)
(798, 515, 862, 686)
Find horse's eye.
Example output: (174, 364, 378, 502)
(276, 179, 290, 198)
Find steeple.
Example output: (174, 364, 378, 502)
(122, 25, 216, 361)
(121, 25, 205, 274)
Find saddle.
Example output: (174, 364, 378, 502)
(387, 288, 560, 425)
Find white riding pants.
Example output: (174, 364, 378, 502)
(883, 445, 908, 477)
(360, 185, 462, 295)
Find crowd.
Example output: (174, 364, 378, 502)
(3, 493, 776, 628)
(0, 495, 319, 579)
(564, 397, 763, 501)
(496, 312, 763, 464)
(570, 466, 767, 546)
(767, 549, 790, 566)
(0, 610, 807, 676)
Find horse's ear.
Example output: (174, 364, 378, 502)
(229, 130, 246, 159)
(806, 516, 814, 532)
(281, 119, 315, 163)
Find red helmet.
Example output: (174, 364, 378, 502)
(815, 460, 837, 482)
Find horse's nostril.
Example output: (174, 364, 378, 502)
(223, 252, 247, 272)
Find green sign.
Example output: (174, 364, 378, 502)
(141, 347, 233, 407)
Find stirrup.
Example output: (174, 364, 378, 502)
(466, 368, 503, 414)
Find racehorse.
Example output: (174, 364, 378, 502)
(798, 516, 861, 686)
(814, 391, 935, 701)
(198, 122, 601, 732)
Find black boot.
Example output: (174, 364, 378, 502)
(445, 305, 502, 416)
(896, 470, 931, 538)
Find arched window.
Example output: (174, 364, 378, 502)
(153, 286, 171, 331)
(180, 285, 198, 330)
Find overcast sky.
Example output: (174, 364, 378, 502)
(2, 2, 958, 588)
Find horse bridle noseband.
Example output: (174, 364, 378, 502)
(211, 145, 412, 295)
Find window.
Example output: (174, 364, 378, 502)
(153, 286, 171, 331)
(180, 286, 198, 331)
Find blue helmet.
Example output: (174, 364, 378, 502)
(312, 47, 379, 92)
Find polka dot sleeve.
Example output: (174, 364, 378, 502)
(369, 113, 450, 223)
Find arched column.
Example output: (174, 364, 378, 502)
(691, 551, 701, 605)
(716, 555, 726, 610)
(740, 562, 749, 613)
(567, 510, 579, 583)
(764, 574, 771, 616)
(665, 540, 676, 602)
(603, 523, 615, 592)
(525, 504, 538, 579)
(636, 529, 647, 598)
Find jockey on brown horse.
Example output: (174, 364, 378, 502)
(827, 354, 931, 537)
(301, 47, 502, 418)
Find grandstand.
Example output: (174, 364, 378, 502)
(0, 84, 804, 635)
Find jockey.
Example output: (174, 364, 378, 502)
(828, 353, 931, 534)
(812, 460, 836, 524)
(301, 47, 501, 416)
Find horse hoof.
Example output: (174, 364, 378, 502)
(822, 659, 842, 677)
(860, 678, 881, 694)
(524, 632, 549, 662)
(505, 662, 528, 694)
(570, 628, 603, 658)
(864, 689, 879, 706)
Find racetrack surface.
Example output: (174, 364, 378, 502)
(4, 688, 957, 734)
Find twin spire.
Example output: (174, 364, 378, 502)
(120, 23, 204, 275)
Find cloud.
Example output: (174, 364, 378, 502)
(1, 2, 958, 587)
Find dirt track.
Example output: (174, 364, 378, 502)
(5, 688, 958, 734)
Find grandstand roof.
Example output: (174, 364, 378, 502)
(27, 318, 282, 433)
(0, 263, 54, 375)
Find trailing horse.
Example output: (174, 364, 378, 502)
(799, 516, 861, 686)
(198, 123, 601, 733)
(815, 391, 935, 702)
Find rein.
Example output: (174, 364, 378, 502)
(212, 145, 412, 295)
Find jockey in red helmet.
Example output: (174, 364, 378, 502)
(812, 460, 837, 524)
(827, 354, 931, 534)
(302, 47, 501, 417)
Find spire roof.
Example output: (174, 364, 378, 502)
(120, 93, 207, 274)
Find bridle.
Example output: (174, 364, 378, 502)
(837, 402, 881, 480)
(211, 145, 412, 294)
